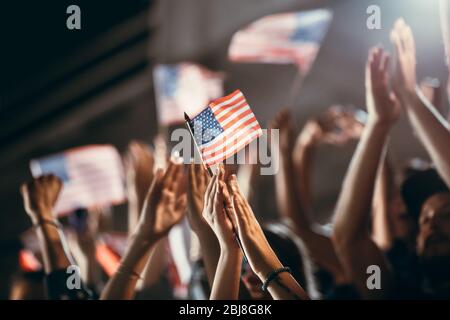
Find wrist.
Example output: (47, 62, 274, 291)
(254, 254, 283, 281)
(219, 246, 242, 262)
(32, 215, 60, 228)
(219, 242, 242, 257)
(366, 117, 394, 132)
(398, 85, 420, 105)
(134, 225, 158, 248)
(31, 208, 54, 222)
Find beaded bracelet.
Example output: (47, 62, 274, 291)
(261, 267, 292, 292)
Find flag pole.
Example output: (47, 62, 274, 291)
(184, 112, 247, 260)
(285, 69, 304, 107)
(184, 112, 213, 176)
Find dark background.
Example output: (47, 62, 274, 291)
(0, 0, 448, 298)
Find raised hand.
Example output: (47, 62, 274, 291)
(136, 161, 187, 242)
(102, 161, 187, 300)
(20, 175, 78, 278)
(366, 46, 401, 126)
(227, 175, 308, 299)
(269, 109, 294, 153)
(389, 18, 450, 189)
(187, 162, 210, 230)
(296, 106, 365, 149)
(20, 174, 63, 225)
(326, 106, 365, 141)
(227, 174, 280, 277)
(124, 141, 155, 209)
(390, 18, 417, 100)
(202, 164, 237, 250)
(390, 18, 417, 91)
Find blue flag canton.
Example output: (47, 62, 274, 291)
(290, 10, 332, 43)
(189, 107, 224, 146)
(37, 154, 70, 183)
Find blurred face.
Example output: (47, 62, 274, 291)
(390, 194, 417, 243)
(417, 192, 450, 259)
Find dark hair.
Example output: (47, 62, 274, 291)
(401, 168, 449, 219)
(263, 227, 307, 289)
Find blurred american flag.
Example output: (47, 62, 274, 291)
(228, 8, 333, 75)
(153, 63, 224, 126)
(30, 145, 126, 215)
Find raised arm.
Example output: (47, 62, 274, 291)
(227, 175, 309, 300)
(20, 175, 94, 299)
(271, 111, 347, 285)
(371, 156, 395, 251)
(101, 162, 187, 299)
(124, 141, 155, 236)
(186, 162, 221, 287)
(391, 19, 450, 188)
(332, 47, 400, 299)
(20, 175, 74, 273)
(66, 209, 102, 292)
(272, 112, 354, 283)
(202, 165, 242, 300)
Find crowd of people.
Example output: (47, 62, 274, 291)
(11, 18, 450, 300)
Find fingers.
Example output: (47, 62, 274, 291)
(392, 19, 406, 54)
(188, 161, 196, 191)
(227, 174, 250, 229)
(217, 163, 225, 182)
(391, 18, 415, 56)
(227, 174, 244, 199)
(231, 191, 249, 233)
(205, 173, 218, 209)
(269, 109, 292, 130)
(174, 194, 188, 216)
(220, 179, 233, 209)
(213, 174, 223, 212)
(381, 52, 390, 73)
(162, 160, 185, 195)
(199, 164, 209, 188)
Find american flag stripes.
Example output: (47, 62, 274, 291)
(30, 145, 126, 215)
(228, 9, 333, 75)
(188, 90, 262, 166)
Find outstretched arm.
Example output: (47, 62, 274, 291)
(203, 165, 242, 300)
(20, 175, 74, 274)
(187, 162, 221, 287)
(101, 162, 187, 299)
(228, 175, 309, 300)
(371, 157, 395, 251)
(20, 175, 93, 300)
(271, 111, 347, 285)
(391, 19, 450, 188)
(124, 141, 155, 237)
(332, 47, 399, 299)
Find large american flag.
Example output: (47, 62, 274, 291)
(153, 63, 224, 125)
(188, 90, 262, 166)
(30, 145, 126, 215)
(228, 9, 333, 75)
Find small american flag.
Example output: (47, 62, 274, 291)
(153, 63, 224, 125)
(30, 145, 126, 215)
(228, 9, 333, 75)
(188, 90, 262, 166)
